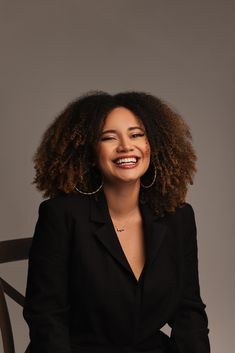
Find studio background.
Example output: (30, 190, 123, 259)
(0, 1, 234, 353)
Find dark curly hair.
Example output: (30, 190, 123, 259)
(32, 90, 197, 217)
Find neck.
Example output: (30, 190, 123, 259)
(102, 180, 140, 218)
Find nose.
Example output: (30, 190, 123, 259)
(116, 136, 134, 152)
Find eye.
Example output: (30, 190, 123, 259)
(131, 133, 145, 138)
(100, 136, 115, 141)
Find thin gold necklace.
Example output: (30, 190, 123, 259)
(111, 210, 137, 233)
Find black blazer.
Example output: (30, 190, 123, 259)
(23, 189, 210, 353)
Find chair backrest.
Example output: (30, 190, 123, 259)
(0, 238, 32, 353)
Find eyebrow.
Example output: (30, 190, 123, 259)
(100, 126, 145, 135)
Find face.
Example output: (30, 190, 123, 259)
(94, 107, 151, 186)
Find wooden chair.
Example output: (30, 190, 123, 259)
(0, 238, 32, 353)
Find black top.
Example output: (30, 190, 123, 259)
(23, 189, 210, 353)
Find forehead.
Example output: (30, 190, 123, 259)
(102, 106, 144, 129)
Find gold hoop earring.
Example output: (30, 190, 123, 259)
(140, 163, 157, 189)
(74, 180, 103, 195)
(73, 164, 103, 195)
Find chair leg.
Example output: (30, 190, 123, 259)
(0, 279, 15, 353)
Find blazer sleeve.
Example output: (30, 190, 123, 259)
(168, 204, 211, 353)
(23, 199, 71, 353)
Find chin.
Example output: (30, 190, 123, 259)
(115, 175, 142, 183)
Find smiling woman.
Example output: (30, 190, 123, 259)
(31, 90, 197, 217)
(94, 107, 151, 186)
(23, 90, 211, 353)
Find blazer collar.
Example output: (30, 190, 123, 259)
(89, 189, 168, 282)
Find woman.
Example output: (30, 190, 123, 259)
(23, 90, 211, 353)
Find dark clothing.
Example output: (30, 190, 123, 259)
(23, 189, 210, 353)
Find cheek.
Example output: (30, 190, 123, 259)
(96, 146, 112, 167)
(144, 140, 151, 158)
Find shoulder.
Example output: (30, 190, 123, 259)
(180, 202, 196, 225)
(177, 202, 195, 218)
(176, 202, 196, 229)
(175, 202, 198, 251)
(38, 192, 90, 213)
(164, 201, 195, 222)
(163, 202, 196, 238)
(35, 193, 91, 234)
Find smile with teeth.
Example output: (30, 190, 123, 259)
(114, 157, 139, 166)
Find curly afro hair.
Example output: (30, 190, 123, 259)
(32, 90, 197, 217)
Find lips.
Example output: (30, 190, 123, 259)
(112, 156, 140, 164)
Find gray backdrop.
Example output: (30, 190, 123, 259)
(1, 1, 234, 353)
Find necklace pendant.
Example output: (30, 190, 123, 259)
(116, 227, 124, 232)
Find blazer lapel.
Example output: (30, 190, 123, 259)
(89, 189, 169, 278)
(139, 202, 169, 267)
(90, 189, 132, 275)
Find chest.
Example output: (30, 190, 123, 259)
(113, 217, 146, 281)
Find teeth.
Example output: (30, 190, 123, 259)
(115, 157, 137, 164)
